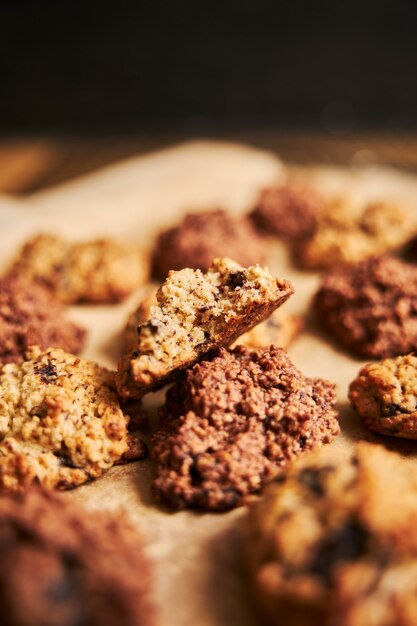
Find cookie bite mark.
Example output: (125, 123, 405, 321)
(8, 233, 148, 303)
(117, 258, 294, 398)
(349, 354, 417, 438)
(244, 443, 417, 626)
(152, 346, 339, 511)
(0, 347, 130, 493)
(314, 255, 417, 358)
(151, 209, 267, 280)
(0, 488, 154, 626)
(0, 275, 86, 364)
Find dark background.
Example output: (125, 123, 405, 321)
(1, 0, 417, 134)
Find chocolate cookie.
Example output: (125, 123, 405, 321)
(152, 346, 339, 511)
(151, 209, 267, 280)
(314, 255, 417, 358)
(244, 442, 417, 626)
(117, 258, 293, 398)
(124, 288, 302, 352)
(0, 488, 154, 626)
(0, 347, 131, 492)
(250, 182, 322, 241)
(0, 275, 86, 364)
(349, 354, 417, 438)
(297, 201, 414, 269)
(9, 233, 148, 303)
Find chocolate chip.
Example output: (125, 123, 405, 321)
(54, 453, 80, 469)
(381, 402, 411, 417)
(298, 465, 335, 497)
(35, 363, 58, 384)
(310, 519, 367, 582)
(228, 271, 246, 289)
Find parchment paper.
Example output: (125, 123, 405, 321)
(3, 140, 417, 626)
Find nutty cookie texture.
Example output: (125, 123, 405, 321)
(244, 442, 417, 626)
(0, 275, 86, 364)
(117, 258, 294, 398)
(151, 209, 267, 279)
(152, 346, 339, 511)
(124, 288, 303, 352)
(9, 233, 148, 303)
(349, 354, 417, 438)
(297, 200, 414, 269)
(314, 255, 417, 358)
(0, 347, 130, 493)
(0, 488, 154, 626)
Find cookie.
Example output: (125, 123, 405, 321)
(9, 233, 148, 303)
(124, 288, 302, 352)
(297, 201, 414, 269)
(314, 255, 417, 358)
(0, 488, 154, 626)
(244, 442, 417, 626)
(117, 258, 294, 398)
(0, 347, 130, 492)
(152, 346, 339, 511)
(151, 209, 267, 280)
(250, 182, 322, 241)
(349, 354, 417, 438)
(0, 275, 86, 364)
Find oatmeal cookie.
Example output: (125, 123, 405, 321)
(250, 182, 322, 241)
(152, 346, 339, 511)
(124, 288, 302, 352)
(349, 354, 417, 438)
(9, 233, 148, 303)
(0, 347, 130, 492)
(0, 275, 86, 363)
(0, 488, 154, 626)
(151, 209, 267, 279)
(314, 255, 417, 358)
(244, 442, 417, 626)
(297, 201, 414, 269)
(117, 258, 293, 398)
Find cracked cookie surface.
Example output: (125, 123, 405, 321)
(0, 275, 86, 363)
(244, 442, 417, 626)
(117, 258, 293, 398)
(9, 233, 148, 303)
(0, 488, 154, 626)
(151, 209, 267, 279)
(0, 347, 129, 492)
(314, 255, 417, 358)
(349, 354, 417, 438)
(152, 346, 339, 511)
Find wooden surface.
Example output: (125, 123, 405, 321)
(2, 132, 417, 195)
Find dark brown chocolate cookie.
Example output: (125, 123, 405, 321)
(152, 346, 339, 511)
(151, 209, 267, 279)
(0, 275, 86, 364)
(314, 255, 417, 358)
(0, 488, 154, 626)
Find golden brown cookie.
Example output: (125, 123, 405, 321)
(244, 442, 417, 626)
(152, 346, 339, 511)
(9, 233, 148, 303)
(0, 347, 131, 492)
(151, 209, 267, 280)
(0, 488, 154, 626)
(117, 258, 293, 398)
(0, 275, 86, 363)
(349, 354, 417, 438)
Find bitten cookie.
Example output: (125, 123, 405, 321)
(244, 442, 417, 626)
(151, 209, 267, 279)
(152, 346, 339, 511)
(314, 255, 417, 358)
(9, 233, 148, 303)
(0, 275, 86, 363)
(117, 258, 293, 398)
(0, 347, 130, 492)
(297, 201, 414, 269)
(349, 354, 417, 438)
(0, 488, 154, 626)
(124, 288, 302, 352)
